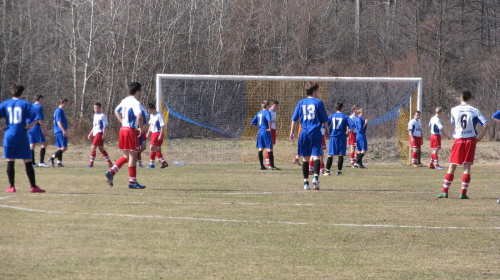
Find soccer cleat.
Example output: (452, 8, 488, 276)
(57, 163, 64, 168)
(87, 165, 93, 168)
(32, 164, 38, 168)
(260, 166, 267, 170)
(304, 183, 311, 190)
(428, 164, 435, 169)
(105, 171, 114, 187)
(138, 164, 144, 168)
(30, 186, 45, 193)
(269, 166, 281, 171)
(147, 164, 155, 168)
(435, 165, 444, 170)
(6, 186, 16, 193)
(412, 163, 420, 167)
(353, 163, 359, 168)
(49, 158, 55, 167)
(323, 171, 331, 176)
(309, 170, 314, 175)
(128, 182, 146, 189)
(160, 162, 169, 169)
(38, 162, 49, 168)
(437, 192, 448, 198)
(358, 165, 366, 169)
(312, 177, 320, 190)
(336, 171, 342, 176)
(293, 159, 301, 166)
(459, 194, 470, 199)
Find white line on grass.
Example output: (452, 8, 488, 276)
(1, 200, 498, 231)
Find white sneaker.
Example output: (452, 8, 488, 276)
(38, 162, 50, 168)
(304, 183, 310, 190)
(312, 177, 320, 190)
(435, 165, 444, 170)
(497, 197, 500, 204)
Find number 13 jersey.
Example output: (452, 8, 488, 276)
(450, 104, 488, 139)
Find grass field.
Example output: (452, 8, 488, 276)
(0, 142, 499, 279)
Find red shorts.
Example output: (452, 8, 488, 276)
(118, 127, 139, 151)
(430, 134, 441, 149)
(271, 129, 276, 145)
(150, 132, 164, 147)
(449, 137, 477, 165)
(409, 136, 422, 149)
(348, 133, 357, 146)
(92, 132, 104, 147)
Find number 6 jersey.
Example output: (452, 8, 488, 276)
(450, 104, 488, 139)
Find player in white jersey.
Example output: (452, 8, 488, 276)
(265, 100, 279, 168)
(438, 91, 489, 199)
(145, 103, 168, 168)
(408, 111, 423, 167)
(348, 105, 358, 167)
(428, 107, 450, 170)
(105, 82, 146, 189)
(87, 102, 113, 168)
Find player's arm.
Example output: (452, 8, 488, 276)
(39, 120, 47, 136)
(57, 121, 67, 137)
(114, 111, 123, 123)
(25, 120, 39, 131)
(136, 113, 143, 136)
(289, 121, 296, 141)
(476, 122, 490, 142)
(323, 122, 330, 139)
(88, 127, 93, 140)
(158, 126, 164, 141)
(102, 125, 107, 140)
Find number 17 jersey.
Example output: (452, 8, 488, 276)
(450, 104, 488, 139)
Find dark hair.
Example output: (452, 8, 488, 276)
(414, 110, 421, 115)
(94, 102, 102, 107)
(35, 95, 44, 101)
(335, 102, 344, 111)
(59, 98, 68, 105)
(461, 91, 472, 101)
(10, 84, 25, 97)
(305, 82, 319, 96)
(147, 103, 156, 110)
(271, 100, 279, 105)
(129, 82, 142, 95)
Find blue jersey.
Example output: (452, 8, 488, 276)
(0, 98, 39, 148)
(328, 112, 355, 137)
(53, 107, 68, 134)
(27, 103, 44, 127)
(355, 116, 367, 135)
(291, 97, 328, 135)
(251, 109, 272, 131)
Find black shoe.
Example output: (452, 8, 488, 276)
(260, 166, 267, 170)
(270, 166, 281, 170)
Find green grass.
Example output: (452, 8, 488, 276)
(0, 150, 499, 279)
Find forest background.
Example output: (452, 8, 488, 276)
(1, 0, 500, 141)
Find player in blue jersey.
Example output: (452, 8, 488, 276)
(48, 98, 69, 167)
(354, 108, 369, 168)
(251, 100, 279, 170)
(325, 102, 355, 176)
(290, 82, 330, 190)
(492, 110, 500, 203)
(1, 84, 45, 193)
(28, 95, 49, 167)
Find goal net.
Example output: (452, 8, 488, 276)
(156, 75, 422, 165)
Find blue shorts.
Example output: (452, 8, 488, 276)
(328, 135, 347, 156)
(256, 130, 273, 149)
(298, 130, 323, 157)
(356, 134, 368, 152)
(55, 133, 68, 148)
(4, 146, 31, 159)
(29, 126, 46, 144)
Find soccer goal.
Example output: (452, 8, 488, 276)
(156, 74, 422, 165)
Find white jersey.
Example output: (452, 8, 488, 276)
(148, 112, 165, 133)
(115, 96, 142, 128)
(92, 113, 109, 136)
(349, 113, 358, 133)
(408, 119, 423, 137)
(269, 108, 277, 130)
(450, 104, 488, 139)
(428, 115, 443, 135)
